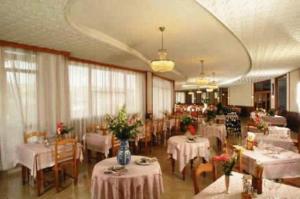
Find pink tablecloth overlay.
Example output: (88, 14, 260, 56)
(91, 156, 164, 199)
(167, 136, 210, 172)
(241, 145, 300, 179)
(83, 133, 112, 157)
(16, 143, 83, 177)
(197, 124, 227, 144)
(263, 115, 287, 126)
(194, 172, 300, 199)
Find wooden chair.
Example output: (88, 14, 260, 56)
(111, 135, 120, 156)
(252, 165, 264, 194)
(192, 161, 217, 194)
(139, 121, 153, 153)
(52, 138, 78, 192)
(24, 131, 48, 143)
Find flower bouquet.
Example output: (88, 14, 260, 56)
(214, 153, 237, 194)
(105, 107, 143, 140)
(254, 116, 268, 134)
(180, 115, 195, 132)
(56, 122, 74, 138)
(105, 106, 143, 165)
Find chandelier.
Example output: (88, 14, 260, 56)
(151, 27, 175, 72)
(206, 72, 218, 92)
(195, 60, 209, 85)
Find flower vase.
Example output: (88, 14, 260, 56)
(225, 175, 230, 194)
(117, 140, 131, 165)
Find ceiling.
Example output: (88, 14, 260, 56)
(0, 0, 299, 89)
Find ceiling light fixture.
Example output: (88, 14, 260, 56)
(196, 90, 202, 94)
(151, 26, 175, 72)
(196, 60, 209, 85)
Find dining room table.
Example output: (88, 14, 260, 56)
(193, 171, 300, 198)
(197, 123, 227, 148)
(240, 144, 300, 179)
(253, 132, 298, 152)
(263, 115, 287, 126)
(83, 133, 113, 158)
(91, 155, 164, 199)
(15, 140, 83, 195)
(167, 135, 210, 180)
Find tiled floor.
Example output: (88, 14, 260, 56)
(0, 130, 299, 199)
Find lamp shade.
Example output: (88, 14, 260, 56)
(151, 59, 175, 72)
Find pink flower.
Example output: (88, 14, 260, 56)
(213, 154, 230, 162)
(188, 125, 196, 135)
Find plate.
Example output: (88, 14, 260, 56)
(135, 157, 156, 166)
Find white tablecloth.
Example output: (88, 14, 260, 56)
(16, 143, 83, 177)
(263, 115, 287, 126)
(254, 133, 297, 152)
(197, 124, 227, 144)
(241, 145, 300, 179)
(91, 156, 164, 199)
(83, 133, 112, 157)
(268, 126, 290, 136)
(167, 135, 210, 172)
(194, 172, 300, 198)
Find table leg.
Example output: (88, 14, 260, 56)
(171, 156, 175, 174)
(182, 166, 186, 180)
(21, 166, 27, 185)
(36, 169, 44, 196)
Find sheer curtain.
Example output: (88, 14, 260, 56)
(153, 76, 173, 118)
(68, 61, 145, 137)
(0, 47, 68, 170)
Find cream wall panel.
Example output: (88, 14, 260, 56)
(289, 68, 300, 112)
(228, 83, 253, 106)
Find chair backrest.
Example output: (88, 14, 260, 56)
(111, 135, 120, 156)
(193, 162, 216, 194)
(24, 131, 47, 143)
(53, 138, 77, 165)
(145, 121, 153, 141)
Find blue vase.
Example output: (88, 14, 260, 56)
(117, 140, 131, 165)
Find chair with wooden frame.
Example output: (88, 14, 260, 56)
(52, 138, 78, 192)
(111, 135, 120, 156)
(139, 120, 153, 153)
(24, 131, 48, 143)
(192, 160, 217, 194)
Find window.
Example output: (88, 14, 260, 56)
(276, 75, 287, 111)
(175, 92, 185, 104)
(68, 61, 145, 119)
(153, 76, 173, 118)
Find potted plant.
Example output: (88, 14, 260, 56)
(180, 115, 194, 132)
(105, 106, 143, 165)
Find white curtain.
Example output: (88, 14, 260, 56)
(0, 47, 68, 170)
(153, 76, 173, 118)
(68, 61, 145, 137)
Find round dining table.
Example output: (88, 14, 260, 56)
(167, 135, 210, 180)
(91, 156, 164, 199)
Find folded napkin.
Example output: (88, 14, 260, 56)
(104, 166, 127, 176)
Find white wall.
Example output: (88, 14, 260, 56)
(289, 68, 300, 112)
(228, 83, 253, 106)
